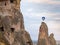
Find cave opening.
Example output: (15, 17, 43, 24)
(10, 0, 14, 3)
(27, 42, 31, 45)
(11, 28, 15, 32)
(0, 26, 4, 32)
(5, 2, 6, 6)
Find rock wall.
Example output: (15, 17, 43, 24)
(0, 0, 33, 45)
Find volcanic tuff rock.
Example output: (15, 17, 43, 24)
(0, 0, 33, 45)
(49, 33, 56, 45)
(37, 22, 56, 45)
(22, 30, 33, 45)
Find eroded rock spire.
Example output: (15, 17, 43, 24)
(37, 22, 56, 45)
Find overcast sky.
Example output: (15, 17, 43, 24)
(21, 0, 60, 41)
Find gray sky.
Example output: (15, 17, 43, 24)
(21, 0, 60, 41)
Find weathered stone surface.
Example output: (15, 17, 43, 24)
(37, 22, 50, 45)
(22, 30, 33, 45)
(37, 22, 56, 45)
(12, 31, 26, 45)
(0, 0, 33, 45)
(0, 31, 10, 45)
(49, 33, 56, 45)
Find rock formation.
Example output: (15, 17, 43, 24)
(22, 30, 33, 45)
(0, 0, 33, 45)
(37, 22, 56, 45)
(49, 33, 56, 45)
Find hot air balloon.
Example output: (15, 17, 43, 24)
(42, 17, 45, 21)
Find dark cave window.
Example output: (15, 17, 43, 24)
(27, 42, 31, 45)
(10, 0, 14, 3)
(0, 26, 4, 32)
(5, 2, 6, 6)
(11, 28, 15, 32)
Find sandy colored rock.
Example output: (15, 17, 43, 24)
(0, 31, 10, 45)
(49, 33, 56, 45)
(37, 22, 50, 45)
(37, 22, 56, 45)
(0, 0, 33, 45)
(21, 30, 33, 45)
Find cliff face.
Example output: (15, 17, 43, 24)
(0, 0, 33, 45)
(37, 22, 56, 45)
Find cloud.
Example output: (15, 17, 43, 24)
(21, 3, 60, 22)
(25, 23, 40, 41)
(25, 19, 60, 40)
(27, 8, 33, 12)
(21, 0, 60, 4)
(21, 0, 60, 40)
(47, 21, 60, 40)
(47, 21, 60, 30)
(23, 12, 60, 40)
(23, 12, 60, 19)
(21, 3, 60, 13)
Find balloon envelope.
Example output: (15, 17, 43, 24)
(42, 17, 45, 21)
